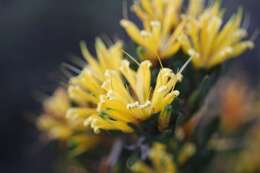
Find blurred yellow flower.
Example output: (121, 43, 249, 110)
(235, 124, 260, 173)
(177, 143, 196, 165)
(179, 1, 254, 69)
(120, 0, 184, 61)
(219, 79, 251, 131)
(131, 143, 177, 173)
(85, 60, 182, 133)
(66, 38, 123, 124)
(37, 88, 100, 155)
(120, 0, 208, 62)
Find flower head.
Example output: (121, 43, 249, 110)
(37, 88, 81, 140)
(120, 0, 184, 61)
(37, 88, 99, 155)
(66, 38, 123, 122)
(179, 1, 254, 69)
(85, 60, 182, 133)
(131, 143, 177, 173)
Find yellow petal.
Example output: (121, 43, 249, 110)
(136, 60, 152, 103)
(140, 0, 153, 15)
(187, 0, 204, 17)
(120, 60, 137, 90)
(80, 41, 103, 79)
(120, 20, 145, 46)
(68, 85, 99, 105)
(66, 108, 96, 120)
(131, 162, 153, 173)
(85, 115, 133, 133)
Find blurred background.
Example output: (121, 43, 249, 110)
(0, 0, 259, 173)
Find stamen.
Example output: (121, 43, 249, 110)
(138, 101, 151, 109)
(176, 73, 183, 82)
(173, 90, 180, 96)
(84, 117, 92, 126)
(127, 101, 151, 110)
(94, 127, 101, 134)
(106, 90, 114, 100)
(178, 55, 193, 74)
(97, 104, 103, 112)
(143, 60, 152, 67)
(127, 101, 140, 109)
(101, 80, 111, 90)
(120, 60, 130, 71)
(150, 20, 161, 28)
(188, 49, 199, 59)
(158, 86, 167, 93)
(156, 55, 164, 69)
(122, 50, 140, 66)
(61, 63, 81, 74)
(140, 30, 152, 37)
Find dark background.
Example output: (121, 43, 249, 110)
(0, 0, 259, 173)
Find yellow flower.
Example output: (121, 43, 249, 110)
(179, 1, 254, 69)
(120, 0, 184, 61)
(234, 124, 260, 173)
(85, 60, 182, 133)
(37, 88, 100, 155)
(177, 143, 196, 165)
(66, 38, 123, 123)
(131, 143, 177, 173)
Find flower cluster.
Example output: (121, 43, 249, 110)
(85, 60, 182, 133)
(64, 37, 182, 133)
(179, 1, 254, 68)
(37, 0, 254, 137)
(35, 0, 255, 172)
(121, 0, 184, 61)
(37, 88, 100, 155)
(121, 0, 253, 68)
(66, 38, 123, 122)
